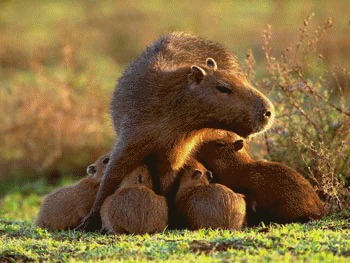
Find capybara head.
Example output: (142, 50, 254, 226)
(119, 164, 154, 190)
(196, 130, 252, 168)
(187, 58, 274, 137)
(177, 160, 212, 193)
(86, 154, 110, 180)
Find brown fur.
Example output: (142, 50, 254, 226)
(175, 159, 246, 230)
(79, 32, 274, 230)
(100, 165, 168, 234)
(35, 154, 109, 230)
(195, 132, 327, 225)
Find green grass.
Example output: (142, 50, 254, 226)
(0, 178, 349, 262)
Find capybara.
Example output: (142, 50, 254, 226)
(195, 131, 327, 225)
(35, 154, 109, 230)
(100, 164, 168, 235)
(78, 32, 274, 230)
(175, 159, 246, 230)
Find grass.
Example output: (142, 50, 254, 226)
(1, 213, 349, 262)
(0, 178, 349, 262)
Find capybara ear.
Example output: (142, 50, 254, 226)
(188, 65, 207, 85)
(192, 169, 203, 180)
(233, 139, 244, 151)
(87, 165, 96, 176)
(206, 57, 218, 71)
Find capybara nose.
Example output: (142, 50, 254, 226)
(257, 100, 274, 123)
(262, 109, 273, 122)
(264, 110, 272, 118)
(87, 165, 96, 175)
(264, 104, 275, 120)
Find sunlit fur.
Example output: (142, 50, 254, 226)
(100, 165, 168, 235)
(175, 159, 247, 230)
(195, 132, 327, 225)
(35, 154, 109, 230)
(80, 32, 274, 230)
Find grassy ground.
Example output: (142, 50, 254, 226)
(0, 179, 349, 262)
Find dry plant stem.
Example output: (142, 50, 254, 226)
(264, 132, 273, 158)
(293, 137, 342, 210)
(259, 16, 350, 211)
(278, 83, 322, 141)
(295, 70, 350, 117)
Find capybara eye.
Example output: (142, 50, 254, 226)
(216, 141, 226, 148)
(102, 157, 109, 164)
(216, 85, 233, 94)
(138, 175, 145, 184)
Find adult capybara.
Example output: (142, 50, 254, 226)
(195, 131, 326, 225)
(175, 159, 246, 230)
(79, 32, 274, 230)
(35, 154, 109, 230)
(100, 165, 168, 235)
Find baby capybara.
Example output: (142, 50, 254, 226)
(80, 32, 274, 230)
(175, 159, 246, 230)
(100, 165, 168, 235)
(195, 131, 327, 225)
(35, 154, 109, 230)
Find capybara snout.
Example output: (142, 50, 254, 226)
(252, 90, 274, 134)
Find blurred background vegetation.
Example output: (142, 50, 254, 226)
(0, 0, 349, 216)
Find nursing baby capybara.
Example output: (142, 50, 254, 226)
(35, 154, 109, 230)
(79, 32, 274, 230)
(195, 131, 326, 225)
(100, 165, 168, 235)
(175, 159, 246, 230)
